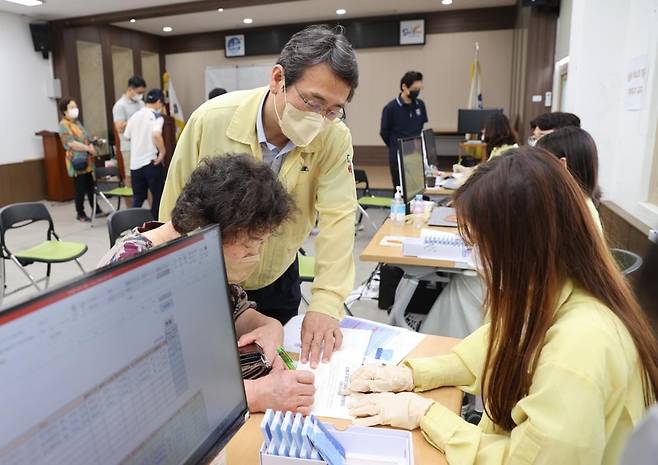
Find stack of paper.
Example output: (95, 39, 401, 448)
(283, 316, 426, 420)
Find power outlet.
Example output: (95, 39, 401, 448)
(649, 229, 658, 244)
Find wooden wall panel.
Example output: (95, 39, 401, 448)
(521, 7, 558, 142)
(162, 7, 516, 55)
(0, 160, 47, 207)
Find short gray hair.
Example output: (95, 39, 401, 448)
(277, 25, 359, 101)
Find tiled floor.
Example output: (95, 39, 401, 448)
(0, 199, 393, 324)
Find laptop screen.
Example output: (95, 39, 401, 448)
(0, 225, 247, 465)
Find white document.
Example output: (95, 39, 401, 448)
(340, 316, 425, 366)
(286, 325, 372, 420)
(403, 228, 471, 262)
(284, 315, 426, 367)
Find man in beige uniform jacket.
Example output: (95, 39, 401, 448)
(160, 25, 359, 367)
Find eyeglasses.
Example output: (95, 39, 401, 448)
(293, 85, 346, 121)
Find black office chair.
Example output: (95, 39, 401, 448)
(354, 169, 391, 232)
(107, 208, 154, 247)
(298, 248, 353, 317)
(1, 202, 87, 304)
(92, 166, 134, 224)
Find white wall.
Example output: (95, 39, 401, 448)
(565, 0, 658, 228)
(554, 0, 572, 61)
(165, 29, 514, 146)
(0, 12, 58, 165)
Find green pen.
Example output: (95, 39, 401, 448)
(276, 346, 296, 370)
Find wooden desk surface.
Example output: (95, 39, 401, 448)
(226, 335, 461, 465)
(424, 186, 455, 196)
(359, 218, 461, 268)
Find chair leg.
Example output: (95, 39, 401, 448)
(99, 193, 116, 212)
(343, 303, 354, 317)
(45, 263, 51, 288)
(10, 255, 40, 292)
(74, 259, 86, 274)
(357, 205, 378, 232)
(0, 258, 5, 306)
(91, 193, 97, 224)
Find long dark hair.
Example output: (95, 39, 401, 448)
(483, 113, 518, 157)
(454, 147, 658, 432)
(537, 126, 602, 205)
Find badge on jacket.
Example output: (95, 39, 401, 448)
(416, 108, 421, 116)
(346, 153, 353, 174)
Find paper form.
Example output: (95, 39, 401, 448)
(340, 316, 425, 366)
(284, 315, 425, 367)
(296, 328, 371, 420)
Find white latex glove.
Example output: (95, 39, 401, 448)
(348, 392, 434, 430)
(347, 365, 414, 393)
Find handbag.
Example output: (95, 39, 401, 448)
(71, 153, 88, 171)
(239, 342, 271, 380)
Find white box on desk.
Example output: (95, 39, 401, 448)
(259, 424, 414, 465)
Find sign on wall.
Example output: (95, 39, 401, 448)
(624, 54, 649, 111)
(225, 34, 245, 57)
(399, 19, 425, 45)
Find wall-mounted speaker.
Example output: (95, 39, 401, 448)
(29, 23, 51, 59)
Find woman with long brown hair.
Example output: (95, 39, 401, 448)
(483, 112, 518, 160)
(347, 147, 658, 464)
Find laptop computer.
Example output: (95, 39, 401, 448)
(0, 225, 248, 465)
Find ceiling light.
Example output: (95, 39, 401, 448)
(4, 0, 44, 6)
(336, 8, 347, 15)
(162, 26, 173, 32)
(129, 18, 136, 23)
(441, 0, 453, 5)
(243, 18, 253, 24)
(217, 8, 224, 12)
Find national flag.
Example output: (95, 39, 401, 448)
(163, 71, 185, 139)
(468, 42, 483, 110)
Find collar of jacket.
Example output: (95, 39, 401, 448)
(226, 86, 323, 155)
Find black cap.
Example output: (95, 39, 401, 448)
(145, 88, 164, 104)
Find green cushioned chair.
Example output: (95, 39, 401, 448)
(0, 202, 87, 304)
(354, 169, 391, 232)
(297, 248, 352, 316)
(92, 166, 134, 224)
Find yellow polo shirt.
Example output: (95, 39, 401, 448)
(406, 280, 649, 465)
(159, 87, 357, 320)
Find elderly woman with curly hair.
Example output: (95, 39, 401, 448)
(98, 154, 316, 415)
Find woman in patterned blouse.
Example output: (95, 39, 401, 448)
(57, 97, 98, 222)
(98, 154, 317, 415)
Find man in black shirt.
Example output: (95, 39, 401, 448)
(380, 71, 428, 190)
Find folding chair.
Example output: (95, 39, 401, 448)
(0, 202, 87, 305)
(107, 208, 154, 247)
(92, 166, 134, 224)
(354, 169, 391, 232)
(298, 248, 353, 316)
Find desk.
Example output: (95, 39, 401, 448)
(225, 335, 462, 465)
(360, 219, 459, 269)
(424, 186, 455, 197)
(360, 219, 474, 330)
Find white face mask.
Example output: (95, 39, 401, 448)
(273, 84, 327, 147)
(224, 253, 260, 284)
(66, 108, 79, 120)
(133, 93, 144, 102)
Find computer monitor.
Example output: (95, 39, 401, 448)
(457, 108, 503, 134)
(0, 225, 247, 465)
(397, 135, 425, 206)
(421, 129, 439, 166)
